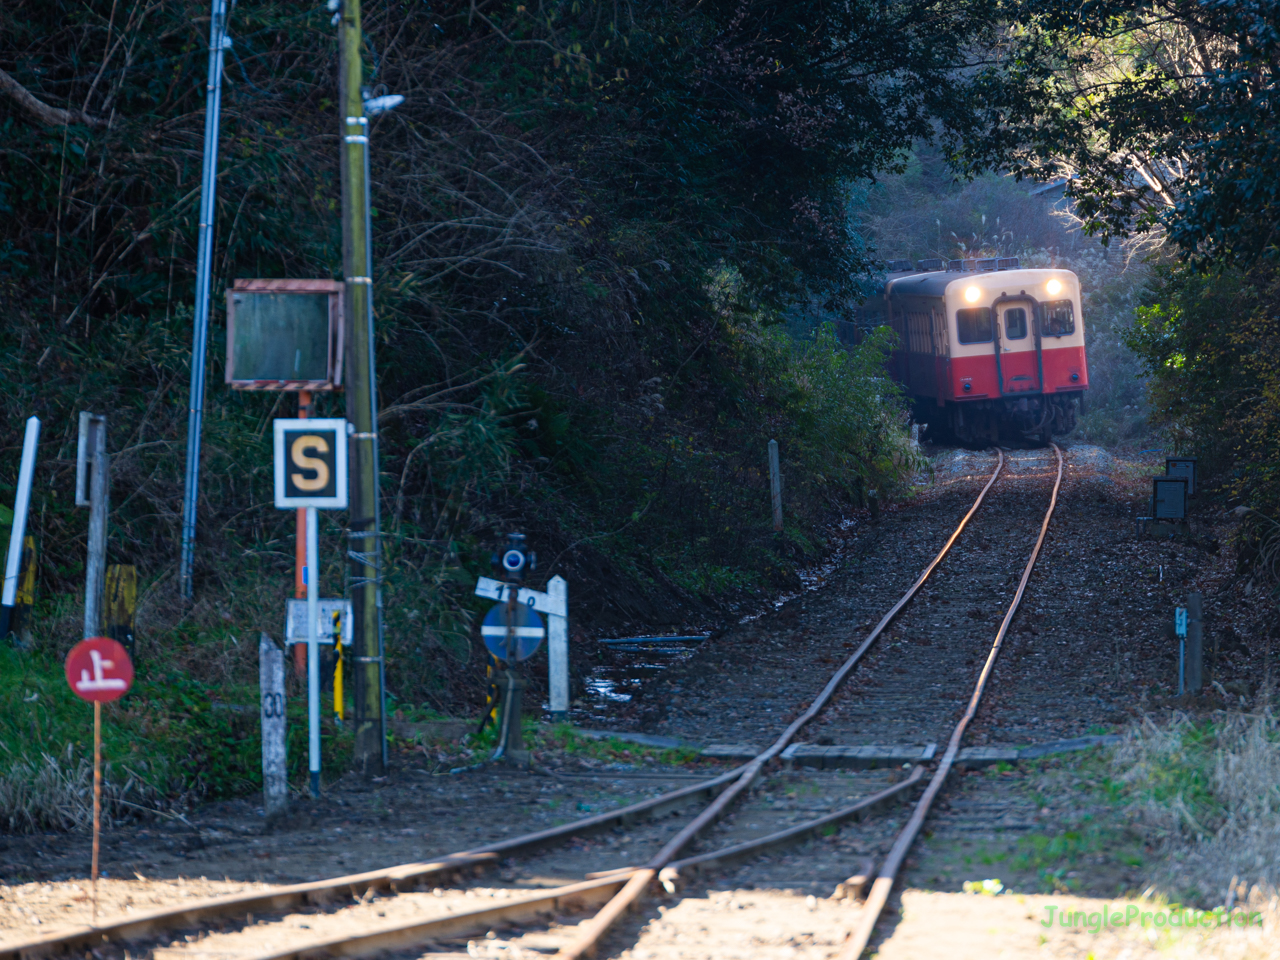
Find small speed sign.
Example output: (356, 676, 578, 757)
(273, 418, 348, 509)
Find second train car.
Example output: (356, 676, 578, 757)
(863, 257, 1088, 444)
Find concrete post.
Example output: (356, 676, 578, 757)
(83, 416, 108, 640)
(547, 575, 569, 721)
(259, 633, 288, 824)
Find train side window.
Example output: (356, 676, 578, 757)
(1041, 300, 1075, 337)
(956, 307, 993, 344)
(1003, 307, 1027, 339)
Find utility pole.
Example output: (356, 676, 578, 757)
(338, 0, 386, 775)
(179, 0, 231, 600)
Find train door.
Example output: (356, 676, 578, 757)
(995, 300, 1041, 394)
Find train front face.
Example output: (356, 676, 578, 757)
(945, 268, 1088, 439)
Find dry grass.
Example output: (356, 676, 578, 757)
(0, 743, 167, 834)
(1113, 710, 1280, 903)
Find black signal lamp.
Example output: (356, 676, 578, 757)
(493, 532, 535, 581)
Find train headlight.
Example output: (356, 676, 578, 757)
(1046, 279, 1062, 296)
(964, 285, 981, 303)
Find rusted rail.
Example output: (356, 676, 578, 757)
(839, 444, 1064, 959)
(241, 874, 636, 960)
(1, 450, 1010, 960)
(549, 450, 1007, 960)
(660, 764, 927, 882)
(0, 768, 744, 960)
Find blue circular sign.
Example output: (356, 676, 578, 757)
(481, 601, 545, 662)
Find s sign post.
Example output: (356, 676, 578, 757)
(274, 418, 347, 797)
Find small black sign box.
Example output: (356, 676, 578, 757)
(1152, 475, 1188, 521)
(273, 418, 348, 510)
(1166, 457, 1198, 497)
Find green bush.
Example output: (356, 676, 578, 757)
(1130, 265, 1280, 507)
(0, 643, 351, 831)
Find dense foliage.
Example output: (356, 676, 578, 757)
(0, 0, 1049, 801)
(1129, 265, 1280, 509)
(1000, 0, 1280, 511)
(1006, 0, 1280, 263)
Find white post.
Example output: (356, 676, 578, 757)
(1, 417, 40, 637)
(259, 633, 288, 823)
(547, 575, 569, 721)
(768, 438, 783, 532)
(306, 507, 321, 797)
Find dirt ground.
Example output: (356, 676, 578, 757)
(2, 442, 1275, 957)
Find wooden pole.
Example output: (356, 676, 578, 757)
(1187, 591, 1204, 693)
(768, 439, 783, 532)
(92, 700, 101, 923)
(340, 0, 387, 775)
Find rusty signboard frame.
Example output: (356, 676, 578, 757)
(225, 278, 344, 391)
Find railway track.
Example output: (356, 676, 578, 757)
(1, 445, 1070, 960)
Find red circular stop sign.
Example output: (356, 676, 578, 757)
(65, 637, 134, 703)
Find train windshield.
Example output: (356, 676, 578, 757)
(1041, 300, 1075, 337)
(956, 307, 993, 344)
(1003, 308, 1028, 339)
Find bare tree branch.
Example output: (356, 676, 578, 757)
(0, 67, 104, 127)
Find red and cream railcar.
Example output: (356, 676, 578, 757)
(864, 258, 1088, 443)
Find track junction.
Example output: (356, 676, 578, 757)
(0, 445, 1137, 960)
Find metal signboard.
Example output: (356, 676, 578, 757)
(474, 575, 567, 617)
(1152, 476, 1188, 520)
(285, 598, 352, 646)
(226, 279, 344, 391)
(1166, 457, 1198, 497)
(273, 418, 348, 509)
(481, 602, 545, 662)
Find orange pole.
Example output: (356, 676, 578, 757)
(293, 390, 313, 678)
(91, 700, 101, 923)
